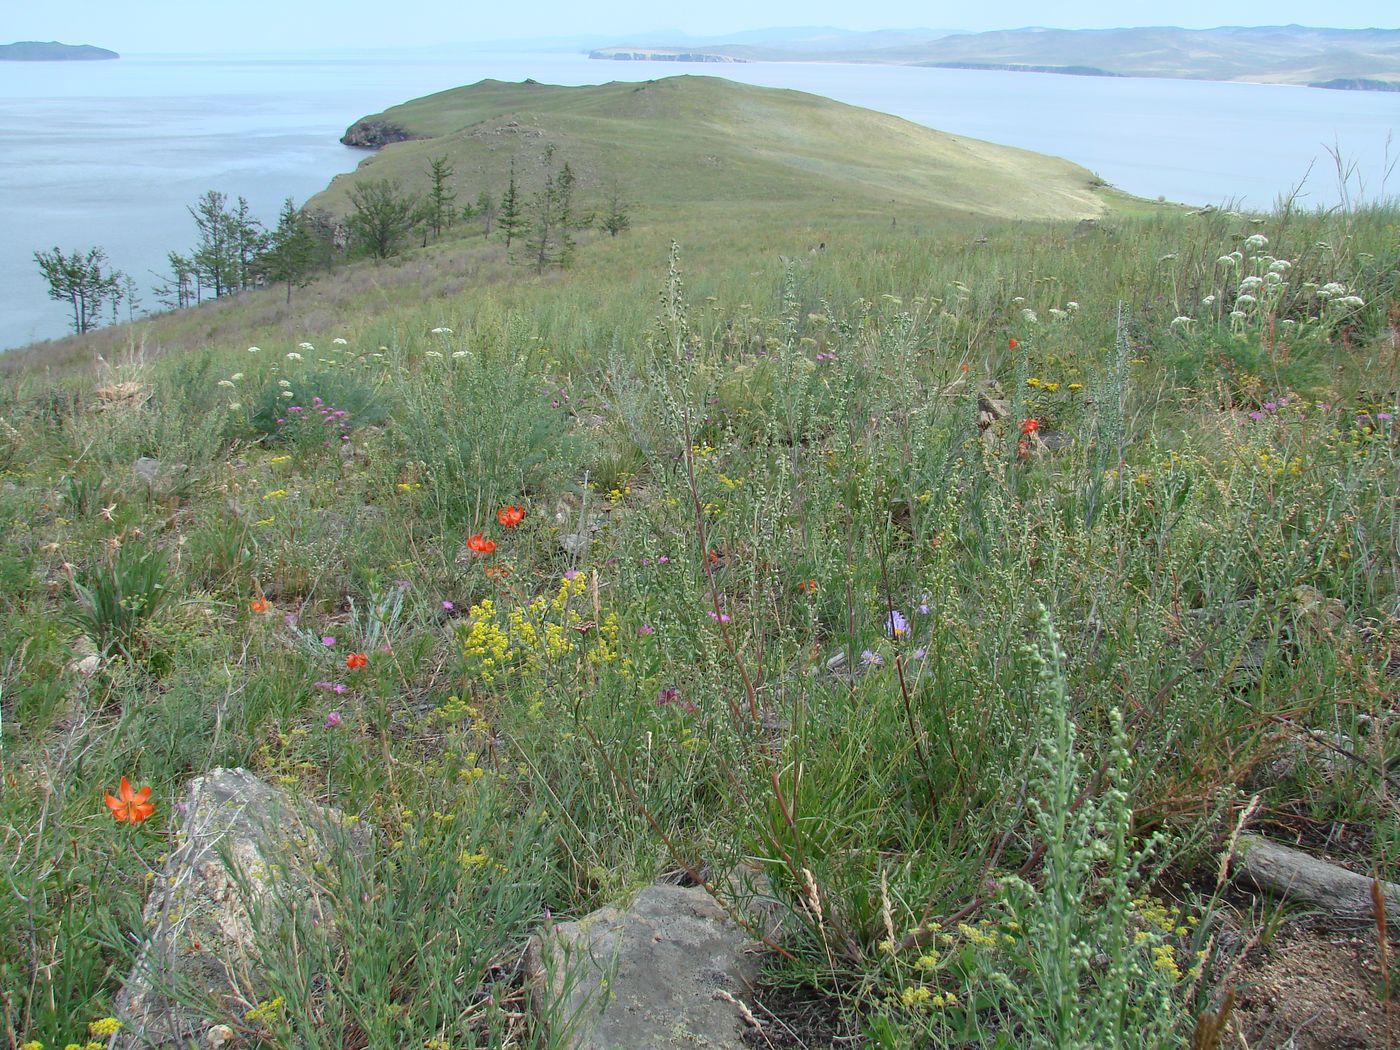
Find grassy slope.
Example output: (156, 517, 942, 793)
(313, 76, 1114, 224)
(2, 64, 1398, 1050)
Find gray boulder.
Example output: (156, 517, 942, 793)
(111, 768, 365, 1049)
(528, 882, 768, 1049)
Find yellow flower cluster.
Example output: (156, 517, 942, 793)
(899, 985, 957, 1008)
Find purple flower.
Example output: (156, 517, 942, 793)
(563, 569, 580, 581)
(1248, 411, 1264, 421)
(657, 686, 679, 705)
(912, 647, 927, 660)
(312, 396, 323, 404)
(284, 613, 298, 627)
(321, 635, 336, 647)
(442, 600, 455, 611)
(917, 600, 930, 616)
(276, 418, 285, 425)
(657, 555, 670, 564)
(680, 699, 697, 714)
(860, 649, 884, 668)
(886, 609, 909, 638)
(1379, 412, 1394, 422)
(707, 610, 731, 623)
(637, 623, 654, 636)
(324, 711, 342, 728)
(314, 680, 333, 690)
(1263, 401, 1277, 412)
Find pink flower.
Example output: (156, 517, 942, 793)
(324, 711, 342, 728)
(706, 610, 731, 623)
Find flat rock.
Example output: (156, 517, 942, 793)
(528, 882, 764, 1049)
(111, 768, 365, 1049)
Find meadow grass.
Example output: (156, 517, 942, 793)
(0, 187, 1397, 1048)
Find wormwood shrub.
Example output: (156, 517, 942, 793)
(394, 334, 577, 532)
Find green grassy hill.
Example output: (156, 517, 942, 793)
(314, 75, 1116, 224)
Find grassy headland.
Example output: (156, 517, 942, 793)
(1, 74, 1397, 1049)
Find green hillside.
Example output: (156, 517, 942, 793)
(313, 75, 1116, 223)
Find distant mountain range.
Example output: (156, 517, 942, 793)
(0, 41, 119, 61)
(591, 25, 1400, 89)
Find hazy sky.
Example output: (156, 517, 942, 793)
(7, 2, 1397, 53)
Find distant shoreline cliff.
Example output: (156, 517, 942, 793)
(0, 41, 119, 61)
(589, 48, 746, 64)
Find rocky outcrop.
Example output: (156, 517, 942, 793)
(339, 118, 415, 149)
(527, 882, 769, 1049)
(1311, 77, 1400, 92)
(589, 49, 745, 63)
(110, 769, 367, 1049)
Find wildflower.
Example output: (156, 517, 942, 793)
(860, 649, 884, 668)
(1067, 382, 1082, 391)
(637, 623, 655, 635)
(707, 610, 731, 623)
(345, 652, 368, 670)
(321, 635, 336, 647)
(657, 686, 679, 705)
(1020, 418, 1039, 435)
(1379, 412, 1394, 421)
(324, 711, 342, 729)
(332, 337, 348, 345)
(250, 598, 269, 613)
(886, 609, 909, 638)
(298, 342, 314, 350)
(247, 345, 261, 353)
(217, 379, 235, 388)
(105, 777, 156, 823)
(442, 600, 455, 611)
(496, 505, 525, 527)
(912, 647, 927, 660)
(88, 1019, 122, 1039)
(467, 533, 496, 555)
(1026, 377, 1041, 387)
(1248, 411, 1264, 421)
(286, 352, 302, 361)
(1007, 337, 1018, 349)
(430, 327, 453, 335)
(798, 579, 818, 593)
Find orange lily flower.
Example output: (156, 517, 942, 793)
(346, 652, 368, 670)
(496, 505, 525, 527)
(105, 776, 156, 824)
(250, 598, 269, 613)
(467, 533, 496, 555)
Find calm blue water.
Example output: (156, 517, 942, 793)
(2, 49, 1396, 348)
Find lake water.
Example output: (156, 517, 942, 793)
(2, 49, 1396, 349)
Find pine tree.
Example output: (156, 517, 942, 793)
(497, 159, 526, 248)
(189, 191, 238, 298)
(601, 181, 631, 238)
(347, 178, 419, 259)
(263, 198, 318, 303)
(427, 156, 456, 238)
(33, 246, 121, 334)
(528, 155, 577, 273)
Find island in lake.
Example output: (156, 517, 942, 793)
(0, 41, 119, 61)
